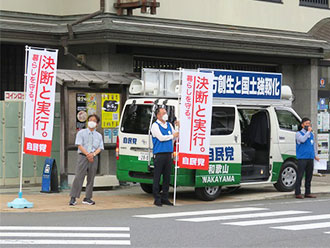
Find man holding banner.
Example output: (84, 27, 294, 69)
(151, 108, 179, 207)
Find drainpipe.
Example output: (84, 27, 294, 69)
(63, 0, 105, 71)
(67, 0, 105, 39)
(63, 45, 97, 71)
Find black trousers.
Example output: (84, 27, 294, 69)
(295, 159, 314, 196)
(153, 153, 172, 201)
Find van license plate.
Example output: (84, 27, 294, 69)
(138, 152, 149, 161)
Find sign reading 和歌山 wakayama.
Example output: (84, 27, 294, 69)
(200, 69, 282, 100)
(195, 162, 241, 187)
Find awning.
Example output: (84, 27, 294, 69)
(56, 69, 138, 87)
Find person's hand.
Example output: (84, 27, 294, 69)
(87, 153, 94, 163)
(315, 156, 320, 161)
(308, 126, 312, 132)
(173, 132, 179, 138)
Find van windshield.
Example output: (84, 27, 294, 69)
(121, 104, 176, 134)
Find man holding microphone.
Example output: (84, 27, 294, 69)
(295, 117, 319, 199)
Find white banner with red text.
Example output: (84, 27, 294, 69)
(178, 71, 214, 171)
(24, 47, 58, 157)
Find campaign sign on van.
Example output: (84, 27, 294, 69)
(178, 71, 214, 170)
(24, 47, 58, 157)
(205, 70, 282, 99)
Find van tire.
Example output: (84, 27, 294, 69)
(195, 186, 221, 201)
(140, 183, 153, 194)
(225, 186, 240, 194)
(140, 183, 162, 194)
(274, 161, 298, 192)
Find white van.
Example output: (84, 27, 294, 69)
(116, 69, 301, 200)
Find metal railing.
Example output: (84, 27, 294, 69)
(300, 0, 329, 9)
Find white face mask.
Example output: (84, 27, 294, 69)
(162, 114, 168, 122)
(88, 121, 97, 129)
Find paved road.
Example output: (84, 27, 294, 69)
(1, 196, 330, 247)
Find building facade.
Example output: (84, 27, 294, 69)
(1, 0, 329, 186)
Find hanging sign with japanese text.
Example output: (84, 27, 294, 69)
(201, 69, 282, 99)
(178, 71, 214, 171)
(101, 93, 120, 128)
(24, 47, 58, 157)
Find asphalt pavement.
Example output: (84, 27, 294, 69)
(1, 195, 330, 247)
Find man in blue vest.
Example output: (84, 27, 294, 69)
(151, 107, 179, 207)
(295, 117, 319, 199)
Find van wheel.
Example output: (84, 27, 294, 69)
(195, 186, 221, 201)
(274, 161, 298, 192)
(225, 186, 240, 194)
(140, 183, 162, 194)
(140, 183, 153, 194)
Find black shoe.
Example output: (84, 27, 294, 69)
(161, 199, 174, 206)
(82, 198, 95, 205)
(154, 200, 162, 207)
(69, 197, 76, 206)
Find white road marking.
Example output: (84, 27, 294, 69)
(0, 226, 129, 231)
(272, 222, 330, 231)
(0, 232, 130, 238)
(0, 226, 132, 246)
(177, 210, 310, 222)
(134, 207, 268, 218)
(224, 214, 330, 226)
(0, 239, 131, 245)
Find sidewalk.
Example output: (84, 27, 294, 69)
(1, 174, 329, 213)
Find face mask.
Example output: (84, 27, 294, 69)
(162, 114, 168, 122)
(88, 121, 97, 129)
(304, 126, 309, 131)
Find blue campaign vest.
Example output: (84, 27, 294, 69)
(152, 122, 173, 154)
(296, 131, 315, 159)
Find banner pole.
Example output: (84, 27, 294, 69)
(173, 68, 182, 206)
(7, 46, 33, 208)
(19, 46, 29, 195)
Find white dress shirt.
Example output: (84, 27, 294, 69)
(151, 120, 174, 141)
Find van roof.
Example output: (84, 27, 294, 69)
(127, 97, 292, 107)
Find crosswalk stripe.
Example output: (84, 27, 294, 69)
(133, 207, 268, 219)
(0, 232, 130, 238)
(0, 226, 129, 231)
(177, 210, 310, 222)
(272, 222, 330, 231)
(224, 214, 330, 226)
(324, 231, 330, 234)
(0, 239, 131, 245)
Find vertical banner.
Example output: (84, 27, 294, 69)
(101, 93, 120, 128)
(24, 47, 58, 157)
(178, 71, 214, 171)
